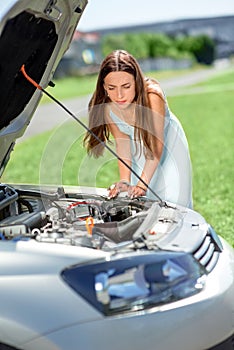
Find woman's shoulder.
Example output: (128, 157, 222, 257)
(144, 77, 165, 101)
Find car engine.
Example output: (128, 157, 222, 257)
(0, 184, 154, 249)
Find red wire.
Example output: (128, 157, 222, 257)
(20, 65, 42, 90)
(67, 201, 89, 210)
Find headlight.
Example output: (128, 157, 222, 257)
(62, 251, 206, 316)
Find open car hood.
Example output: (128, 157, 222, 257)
(0, 0, 88, 176)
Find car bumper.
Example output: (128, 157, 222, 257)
(22, 239, 234, 350)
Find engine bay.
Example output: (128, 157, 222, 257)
(0, 183, 223, 273)
(0, 184, 156, 249)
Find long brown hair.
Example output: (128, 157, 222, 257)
(83, 50, 159, 158)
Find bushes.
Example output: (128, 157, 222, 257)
(102, 32, 216, 65)
(176, 35, 216, 65)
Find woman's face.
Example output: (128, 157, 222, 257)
(104, 71, 136, 108)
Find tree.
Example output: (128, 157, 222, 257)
(176, 35, 216, 65)
(102, 33, 216, 65)
(102, 34, 127, 57)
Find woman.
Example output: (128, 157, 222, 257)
(84, 50, 193, 208)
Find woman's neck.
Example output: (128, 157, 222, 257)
(111, 102, 136, 125)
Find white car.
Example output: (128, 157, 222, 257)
(0, 1, 233, 350)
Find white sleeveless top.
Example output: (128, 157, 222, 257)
(109, 102, 193, 208)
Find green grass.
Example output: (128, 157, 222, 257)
(194, 66, 234, 86)
(2, 68, 234, 246)
(41, 74, 98, 103)
(178, 66, 234, 95)
(168, 90, 234, 246)
(3, 120, 118, 186)
(146, 64, 211, 81)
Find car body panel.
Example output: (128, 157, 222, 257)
(0, 234, 233, 350)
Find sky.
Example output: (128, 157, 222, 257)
(78, 0, 234, 31)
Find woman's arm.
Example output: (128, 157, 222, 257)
(135, 87, 166, 195)
(107, 118, 132, 182)
(106, 115, 133, 197)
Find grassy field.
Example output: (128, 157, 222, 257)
(2, 67, 234, 246)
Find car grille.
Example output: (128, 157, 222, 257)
(192, 234, 220, 273)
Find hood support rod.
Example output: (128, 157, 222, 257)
(20, 64, 165, 205)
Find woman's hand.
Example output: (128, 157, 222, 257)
(107, 180, 130, 199)
(128, 185, 147, 199)
(108, 181, 147, 199)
